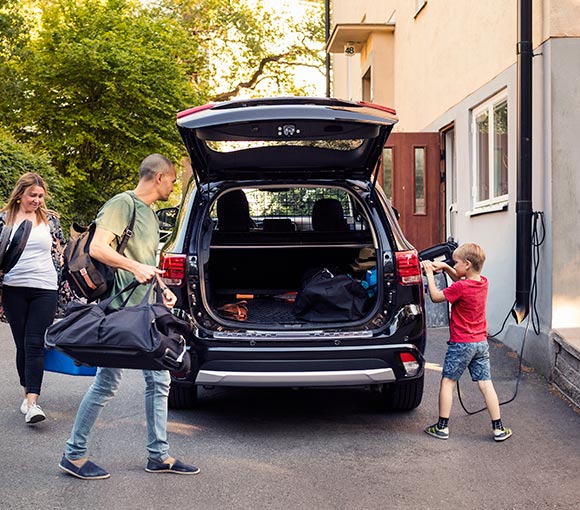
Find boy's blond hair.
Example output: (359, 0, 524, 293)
(454, 243, 486, 272)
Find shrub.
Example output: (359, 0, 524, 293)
(0, 129, 72, 231)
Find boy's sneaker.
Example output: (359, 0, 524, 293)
(25, 404, 46, 425)
(425, 423, 449, 440)
(493, 427, 512, 442)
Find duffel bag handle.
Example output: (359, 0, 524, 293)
(97, 279, 143, 310)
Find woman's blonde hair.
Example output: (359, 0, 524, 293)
(454, 243, 486, 272)
(1, 172, 53, 225)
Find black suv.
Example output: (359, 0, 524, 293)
(160, 97, 426, 411)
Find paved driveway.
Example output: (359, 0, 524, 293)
(0, 323, 579, 510)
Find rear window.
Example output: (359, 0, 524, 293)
(206, 140, 364, 153)
(211, 187, 370, 233)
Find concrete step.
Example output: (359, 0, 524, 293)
(552, 328, 580, 409)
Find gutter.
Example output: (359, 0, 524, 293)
(512, 0, 533, 324)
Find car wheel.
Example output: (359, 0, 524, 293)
(168, 382, 198, 410)
(381, 375, 424, 411)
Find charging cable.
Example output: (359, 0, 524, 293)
(452, 211, 545, 415)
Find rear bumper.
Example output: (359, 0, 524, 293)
(186, 342, 424, 388)
(195, 367, 395, 386)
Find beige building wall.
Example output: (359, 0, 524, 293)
(329, 0, 580, 376)
(331, 0, 579, 130)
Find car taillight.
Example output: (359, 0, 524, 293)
(159, 253, 186, 286)
(176, 102, 215, 119)
(400, 352, 420, 376)
(395, 250, 422, 285)
(358, 100, 397, 116)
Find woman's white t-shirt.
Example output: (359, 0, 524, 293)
(3, 221, 58, 290)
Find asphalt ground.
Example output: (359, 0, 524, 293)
(1, 322, 579, 510)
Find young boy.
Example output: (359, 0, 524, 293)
(422, 243, 512, 442)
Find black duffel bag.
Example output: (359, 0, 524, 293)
(45, 280, 192, 372)
(294, 268, 369, 322)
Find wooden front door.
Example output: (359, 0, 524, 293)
(379, 132, 442, 252)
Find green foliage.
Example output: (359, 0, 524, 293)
(0, 129, 72, 230)
(162, 0, 326, 101)
(0, 0, 31, 126)
(5, 0, 202, 223)
(0, 0, 326, 224)
(247, 188, 349, 217)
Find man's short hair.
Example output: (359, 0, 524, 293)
(139, 154, 173, 181)
(454, 243, 486, 272)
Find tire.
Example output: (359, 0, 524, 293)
(168, 382, 198, 410)
(381, 375, 424, 411)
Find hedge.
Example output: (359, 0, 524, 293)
(0, 130, 72, 231)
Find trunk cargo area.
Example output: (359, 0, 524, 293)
(206, 243, 376, 325)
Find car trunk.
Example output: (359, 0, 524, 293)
(206, 244, 372, 324)
(187, 183, 387, 328)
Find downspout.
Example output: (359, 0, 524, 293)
(512, 0, 533, 323)
(325, 0, 331, 97)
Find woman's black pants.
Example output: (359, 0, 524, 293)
(2, 285, 57, 395)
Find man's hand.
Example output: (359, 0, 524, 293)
(155, 273, 176, 308)
(90, 226, 163, 284)
(131, 263, 163, 285)
(161, 288, 177, 309)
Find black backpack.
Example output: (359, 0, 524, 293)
(63, 194, 136, 302)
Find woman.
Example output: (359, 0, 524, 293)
(0, 173, 66, 425)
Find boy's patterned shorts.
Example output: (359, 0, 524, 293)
(442, 340, 491, 381)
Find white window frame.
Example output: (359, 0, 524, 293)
(470, 91, 509, 213)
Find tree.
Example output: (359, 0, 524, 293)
(0, 129, 71, 227)
(0, 0, 326, 223)
(160, 0, 326, 101)
(7, 0, 201, 223)
(0, 0, 31, 126)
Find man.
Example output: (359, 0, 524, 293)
(59, 154, 200, 480)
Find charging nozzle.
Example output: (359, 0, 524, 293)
(418, 239, 458, 266)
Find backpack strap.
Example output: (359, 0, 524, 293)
(116, 192, 137, 256)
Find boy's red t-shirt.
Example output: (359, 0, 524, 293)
(442, 276, 488, 343)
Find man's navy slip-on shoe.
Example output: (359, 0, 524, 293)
(145, 458, 200, 475)
(58, 455, 110, 480)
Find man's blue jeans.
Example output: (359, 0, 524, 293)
(65, 367, 171, 462)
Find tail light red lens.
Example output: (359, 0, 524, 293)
(176, 102, 215, 119)
(358, 100, 397, 116)
(159, 253, 186, 286)
(395, 250, 422, 285)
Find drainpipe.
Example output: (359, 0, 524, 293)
(325, 0, 331, 97)
(512, 0, 533, 324)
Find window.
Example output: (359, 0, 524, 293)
(362, 67, 372, 102)
(471, 93, 508, 209)
(414, 147, 425, 214)
(443, 126, 457, 238)
(211, 187, 370, 233)
(382, 148, 393, 201)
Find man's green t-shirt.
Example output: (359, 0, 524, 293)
(95, 191, 159, 306)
